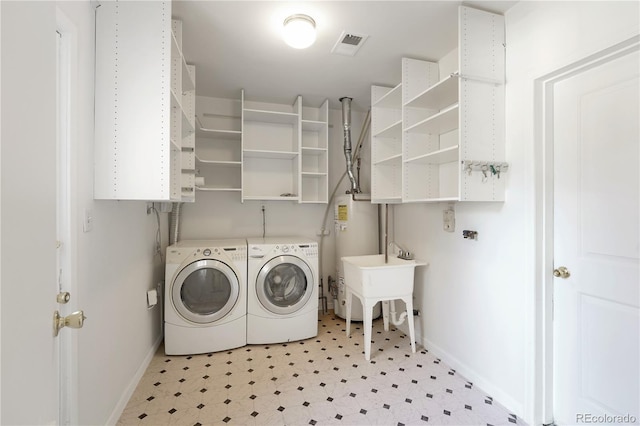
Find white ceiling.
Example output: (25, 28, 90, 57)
(172, 1, 515, 111)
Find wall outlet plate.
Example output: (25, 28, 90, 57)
(443, 207, 455, 232)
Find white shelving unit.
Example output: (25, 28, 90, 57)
(242, 94, 301, 201)
(94, 2, 195, 202)
(371, 5, 506, 204)
(194, 94, 243, 194)
(371, 84, 403, 203)
(301, 100, 329, 203)
(195, 93, 328, 203)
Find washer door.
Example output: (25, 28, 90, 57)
(256, 255, 314, 315)
(172, 259, 239, 324)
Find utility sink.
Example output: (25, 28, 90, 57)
(342, 254, 427, 299)
(341, 254, 428, 361)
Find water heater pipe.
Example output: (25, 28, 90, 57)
(340, 97, 358, 194)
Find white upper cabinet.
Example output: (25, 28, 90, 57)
(372, 6, 507, 203)
(94, 1, 195, 201)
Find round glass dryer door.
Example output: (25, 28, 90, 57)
(256, 255, 314, 315)
(172, 259, 239, 324)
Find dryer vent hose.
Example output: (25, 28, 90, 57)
(170, 202, 181, 245)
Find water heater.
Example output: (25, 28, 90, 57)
(334, 194, 381, 320)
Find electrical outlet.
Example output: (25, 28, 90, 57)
(316, 229, 330, 236)
(443, 207, 455, 232)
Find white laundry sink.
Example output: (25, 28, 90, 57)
(342, 254, 427, 299)
(341, 254, 428, 361)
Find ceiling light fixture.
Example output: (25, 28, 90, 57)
(283, 14, 316, 49)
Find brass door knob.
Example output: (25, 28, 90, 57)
(53, 310, 86, 336)
(553, 266, 571, 279)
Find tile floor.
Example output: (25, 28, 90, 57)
(118, 312, 526, 426)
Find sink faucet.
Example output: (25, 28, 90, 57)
(389, 242, 413, 260)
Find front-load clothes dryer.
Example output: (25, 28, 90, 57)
(246, 237, 318, 344)
(164, 239, 247, 355)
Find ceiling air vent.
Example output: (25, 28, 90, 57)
(331, 31, 369, 56)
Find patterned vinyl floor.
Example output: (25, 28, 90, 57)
(117, 312, 526, 426)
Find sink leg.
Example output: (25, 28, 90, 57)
(403, 296, 416, 354)
(364, 300, 373, 361)
(382, 300, 390, 331)
(345, 290, 352, 338)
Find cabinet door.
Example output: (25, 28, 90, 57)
(94, 2, 194, 202)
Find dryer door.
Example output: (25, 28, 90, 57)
(172, 259, 239, 324)
(256, 255, 314, 315)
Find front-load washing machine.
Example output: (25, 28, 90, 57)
(164, 239, 247, 355)
(246, 237, 318, 344)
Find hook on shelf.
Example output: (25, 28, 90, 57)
(461, 160, 509, 182)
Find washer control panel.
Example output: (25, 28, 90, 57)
(272, 242, 318, 257)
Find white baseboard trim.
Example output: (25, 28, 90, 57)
(106, 334, 163, 425)
(420, 335, 524, 419)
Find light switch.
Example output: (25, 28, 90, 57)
(83, 208, 93, 233)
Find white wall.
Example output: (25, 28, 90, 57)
(391, 1, 639, 424)
(181, 102, 370, 307)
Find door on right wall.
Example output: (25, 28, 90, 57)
(553, 47, 639, 424)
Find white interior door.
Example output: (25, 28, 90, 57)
(553, 48, 639, 424)
(1, 2, 60, 424)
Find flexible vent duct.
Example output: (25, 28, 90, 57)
(340, 97, 358, 194)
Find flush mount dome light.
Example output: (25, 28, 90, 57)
(283, 14, 316, 49)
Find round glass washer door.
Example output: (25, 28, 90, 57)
(256, 255, 314, 315)
(172, 259, 239, 324)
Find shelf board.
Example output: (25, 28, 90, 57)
(243, 195, 300, 201)
(302, 147, 327, 155)
(404, 145, 459, 165)
(243, 149, 298, 160)
(299, 200, 328, 204)
(373, 119, 402, 139)
(196, 186, 242, 192)
(302, 120, 326, 131)
(301, 172, 327, 177)
(405, 73, 458, 110)
(404, 196, 459, 203)
(196, 127, 242, 140)
(170, 89, 195, 137)
(182, 59, 195, 92)
(372, 196, 403, 204)
(373, 153, 402, 166)
(373, 83, 402, 108)
(405, 103, 459, 135)
(195, 156, 242, 166)
(244, 108, 298, 124)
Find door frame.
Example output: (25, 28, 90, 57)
(56, 7, 80, 425)
(533, 35, 640, 425)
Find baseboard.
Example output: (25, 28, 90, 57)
(106, 334, 163, 425)
(420, 335, 524, 419)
